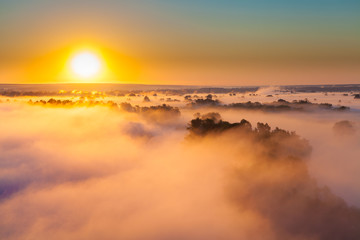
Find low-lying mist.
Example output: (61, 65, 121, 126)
(1, 93, 360, 240)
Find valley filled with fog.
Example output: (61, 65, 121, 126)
(1, 85, 360, 240)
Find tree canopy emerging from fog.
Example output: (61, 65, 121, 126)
(187, 114, 360, 240)
(188, 98, 350, 112)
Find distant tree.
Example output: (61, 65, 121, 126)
(143, 96, 151, 102)
(184, 95, 192, 101)
(256, 122, 271, 136)
(200, 112, 222, 123)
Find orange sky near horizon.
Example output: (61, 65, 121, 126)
(0, 0, 359, 86)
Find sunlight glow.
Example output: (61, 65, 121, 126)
(70, 51, 101, 78)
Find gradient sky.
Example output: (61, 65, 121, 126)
(0, 0, 359, 85)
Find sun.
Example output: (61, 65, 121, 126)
(70, 51, 101, 78)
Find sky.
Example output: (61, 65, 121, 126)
(0, 0, 359, 85)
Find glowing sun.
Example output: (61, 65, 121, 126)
(70, 51, 101, 78)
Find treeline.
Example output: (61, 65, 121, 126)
(29, 99, 118, 108)
(0, 87, 257, 97)
(28, 99, 181, 123)
(188, 96, 350, 111)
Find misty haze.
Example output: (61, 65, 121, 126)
(1, 1, 360, 240)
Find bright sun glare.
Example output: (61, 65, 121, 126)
(70, 51, 101, 78)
